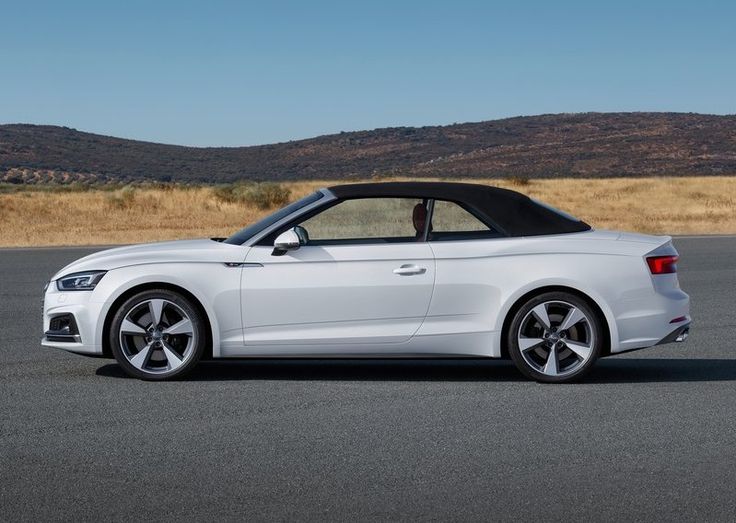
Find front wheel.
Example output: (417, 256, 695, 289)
(109, 289, 206, 380)
(507, 292, 603, 383)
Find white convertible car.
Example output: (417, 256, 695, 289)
(42, 182, 690, 382)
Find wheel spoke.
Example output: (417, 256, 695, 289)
(148, 299, 165, 327)
(129, 342, 154, 370)
(163, 319, 193, 336)
(564, 339, 593, 360)
(161, 342, 184, 371)
(518, 299, 597, 378)
(121, 318, 146, 335)
(531, 304, 552, 330)
(120, 298, 197, 375)
(518, 337, 546, 352)
(543, 345, 559, 375)
(559, 306, 586, 332)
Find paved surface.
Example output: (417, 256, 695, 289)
(1, 238, 735, 522)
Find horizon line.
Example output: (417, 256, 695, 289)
(2, 110, 735, 150)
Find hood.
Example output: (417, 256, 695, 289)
(52, 239, 247, 280)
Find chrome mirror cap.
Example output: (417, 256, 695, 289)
(273, 228, 301, 253)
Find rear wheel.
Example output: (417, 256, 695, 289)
(110, 289, 206, 380)
(508, 292, 603, 383)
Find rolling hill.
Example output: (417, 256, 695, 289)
(1, 112, 735, 184)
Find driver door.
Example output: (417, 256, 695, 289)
(241, 197, 435, 351)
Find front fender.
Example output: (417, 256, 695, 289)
(91, 263, 242, 358)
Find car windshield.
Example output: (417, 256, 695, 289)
(223, 191, 324, 245)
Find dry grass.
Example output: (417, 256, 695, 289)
(1, 177, 735, 247)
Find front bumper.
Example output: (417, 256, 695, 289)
(41, 282, 105, 355)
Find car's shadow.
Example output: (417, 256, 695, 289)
(96, 357, 736, 383)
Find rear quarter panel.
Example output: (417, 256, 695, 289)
(424, 232, 662, 356)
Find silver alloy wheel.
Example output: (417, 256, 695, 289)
(118, 298, 197, 375)
(517, 300, 595, 377)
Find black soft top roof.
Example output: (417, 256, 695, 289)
(327, 182, 590, 237)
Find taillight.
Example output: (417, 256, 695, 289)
(646, 255, 678, 274)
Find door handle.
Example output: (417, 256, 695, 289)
(393, 264, 427, 276)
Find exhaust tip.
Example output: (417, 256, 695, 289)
(675, 328, 689, 342)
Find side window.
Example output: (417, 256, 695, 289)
(429, 200, 500, 241)
(298, 198, 427, 245)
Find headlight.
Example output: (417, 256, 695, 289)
(56, 271, 107, 291)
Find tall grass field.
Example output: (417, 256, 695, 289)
(0, 177, 734, 247)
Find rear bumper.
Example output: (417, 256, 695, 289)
(611, 288, 690, 353)
(656, 323, 690, 345)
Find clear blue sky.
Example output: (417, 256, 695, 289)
(1, 0, 734, 146)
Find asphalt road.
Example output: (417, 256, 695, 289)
(1, 237, 735, 522)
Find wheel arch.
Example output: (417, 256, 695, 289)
(499, 285, 613, 359)
(101, 282, 214, 360)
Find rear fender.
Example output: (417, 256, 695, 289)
(495, 278, 619, 357)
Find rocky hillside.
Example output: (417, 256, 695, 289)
(1, 112, 735, 184)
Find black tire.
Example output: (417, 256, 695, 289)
(507, 291, 603, 383)
(109, 289, 206, 380)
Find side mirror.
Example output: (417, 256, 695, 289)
(272, 228, 301, 256)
